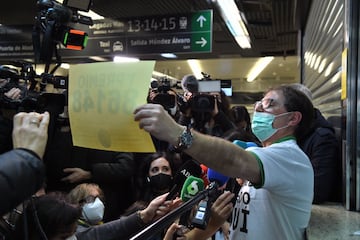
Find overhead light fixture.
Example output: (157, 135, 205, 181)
(216, 0, 251, 49)
(161, 53, 177, 59)
(187, 59, 203, 79)
(89, 56, 108, 61)
(113, 56, 140, 63)
(246, 56, 274, 82)
(60, 63, 70, 69)
(153, 71, 167, 78)
(78, 10, 104, 20)
(55, 0, 104, 20)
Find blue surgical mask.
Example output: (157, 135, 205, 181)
(82, 197, 105, 224)
(251, 111, 290, 142)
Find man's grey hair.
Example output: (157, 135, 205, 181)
(289, 83, 312, 101)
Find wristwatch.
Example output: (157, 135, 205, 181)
(175, 126, 193, 151)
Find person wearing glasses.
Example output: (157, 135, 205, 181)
(68, 183, 105, 233)
(134, 85, 314, 240)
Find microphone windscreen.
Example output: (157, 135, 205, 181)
(207, 168, 229, 186)
(233, 140, 258, 148)
(166, 160, 202, 200)
(173, 159, 202, 185)
(200, 164, 210, 187)
(180, 176, 204, 202)
(233, 140, 248, 149)
(246, 142, 258, 148)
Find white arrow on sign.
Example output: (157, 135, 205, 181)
(195, 37, 207, 47)
(196, 15, 207, 28)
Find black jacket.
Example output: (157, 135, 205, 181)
(0, 149, 45, 215)
(298, 109, 340, 203)
(44, 129, 135, 221)
(76, 212, 145, 240)
(178, 110, 236, 137)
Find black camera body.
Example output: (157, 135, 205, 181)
(191, 200, 211, 230)
(190, 94, 215, 113)
(181, 73, 221, 113)
(34, 0, 93, 65)
(150, 78, 176, 109)
(0, 62, 67, 114)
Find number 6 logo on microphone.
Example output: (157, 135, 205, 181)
(180, 176, 204, 201)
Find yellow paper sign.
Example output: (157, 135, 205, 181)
(68, 61, 155, 152)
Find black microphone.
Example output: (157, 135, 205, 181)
(166, 159, 202, 200)
(130, 178, 212, 240)
(191, 168, 230, 229)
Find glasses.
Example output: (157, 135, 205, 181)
(254, 98, 280, 110)
(79, 195, 100, 204)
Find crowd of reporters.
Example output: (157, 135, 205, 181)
(0, 70, 340, 239)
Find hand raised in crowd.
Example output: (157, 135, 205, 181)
(212, 94, 219, 117)
(220, 221, 231, 240)
(163, 223, 189, 240)
(12, 111, 50, 159)
(209, 191, 234, 228)
(4, 87, 22, 100)
(139, 193, 182, 224)
(185, 191, 234, 240)
(134, 104, 183, 145)
(61, 167, 91, 183)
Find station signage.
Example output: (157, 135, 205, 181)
(0, 25, 34, 59)
(0, 10, 213, 60)
(61, 9, 213, 57)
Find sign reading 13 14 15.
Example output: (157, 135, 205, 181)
(125, 10, 212, 34)
(125, 10, 212, 54)
(86, 10, 213, 54)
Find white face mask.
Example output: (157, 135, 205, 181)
(82, 197, 105, 224)
(168, 106, 177, 116)
(66, 235, 77, 240)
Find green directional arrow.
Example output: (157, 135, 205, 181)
(191, 10, 212, 32)
(192, 32, 211, 52)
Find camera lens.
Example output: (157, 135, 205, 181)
(191, 95, 214, 112)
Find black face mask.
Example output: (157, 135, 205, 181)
(148, 173, 173, 193)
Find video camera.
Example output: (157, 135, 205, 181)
(0, 62, 67, 114)
(33, 0, 93, 66)
(149, 77, 176, 110)
(179, 72, 221, 113)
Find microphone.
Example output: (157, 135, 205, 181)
(130, 177, 208, 240)
(177, 176, 204, 235)
(233, 139, 258, 148)
(180, 176, 205, 202)
(207, 168, 229, 187)
(166, 160, 202, 200)
(190, 168, 229, 230)
(200, 164, 210, 187)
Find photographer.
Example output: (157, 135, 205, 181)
(147, 78, 180, 120)
(147, 78, 180, 151)
(178, 74, 235, 138)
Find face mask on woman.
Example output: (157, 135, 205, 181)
(148, 173, 173, 193)
(82, 197, 105, 225)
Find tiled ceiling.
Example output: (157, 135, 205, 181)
(88, 0, 310, 59)
(1, 0, 312, 103)
(0, 0, 310, 58)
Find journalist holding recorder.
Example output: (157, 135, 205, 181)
(0, 111, 49, 215)
(134, 85, 314, 240)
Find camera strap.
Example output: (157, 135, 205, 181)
(32, 15, 42, 64)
